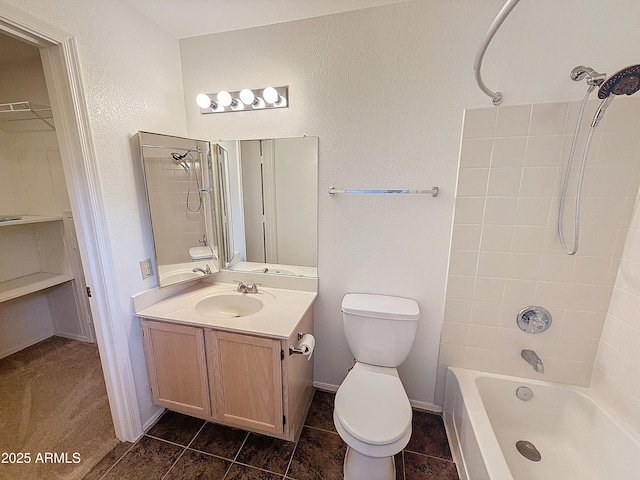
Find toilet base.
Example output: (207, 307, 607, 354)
(343, 446, 395, 480)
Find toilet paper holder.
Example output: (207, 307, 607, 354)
(289, 332, 312, 356)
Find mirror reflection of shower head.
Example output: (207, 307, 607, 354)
(592, 64, 640, 128)
(171, 151, 190, 170)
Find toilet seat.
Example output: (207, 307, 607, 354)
(334, 366, 412, 451)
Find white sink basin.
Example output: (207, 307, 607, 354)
(192, 293, 264, 318)
(160, 270, 201, 284)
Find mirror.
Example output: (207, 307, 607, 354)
(138, 131, 221, 287)
(216, 137, 318, 277)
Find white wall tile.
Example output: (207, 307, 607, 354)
(459, 138, 493, 168)
(463, 108, 496, 139)
(443, 99, 640, 391)
(450, 224, 482, 251)
(495, 105, 531, 137)
(529, 103, 568, 135)
(487, 167, 522, 197)
(491, 137, 527, 167)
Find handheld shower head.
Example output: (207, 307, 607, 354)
(591, 64, 640, 128)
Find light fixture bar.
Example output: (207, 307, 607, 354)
(196, 86, 288, 114)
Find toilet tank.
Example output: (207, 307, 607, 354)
(341, 294, 420, 367)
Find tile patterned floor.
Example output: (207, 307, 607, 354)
(84, 390, 459, 480)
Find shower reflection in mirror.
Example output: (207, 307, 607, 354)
(138, 131, 220, 287)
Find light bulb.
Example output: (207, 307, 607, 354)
(263, 87, 279, 104)
(239, 89, 256, 105)
(196, 93, 212, 109)
(216, 90, 233, 107)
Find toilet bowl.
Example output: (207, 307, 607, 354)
(333, 293, 419, 480)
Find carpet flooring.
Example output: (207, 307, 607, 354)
(0, 336, 118, 480)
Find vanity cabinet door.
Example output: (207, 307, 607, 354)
(141, 319, 211, 417)
(206, 330, 284, 435)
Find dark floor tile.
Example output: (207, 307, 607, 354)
(405, 411, 452, 460)
(146, 410, 206, 446)
(189, 421, 248, 459)
(287, 427, 345, 480)
(395, 451, 405, 480)
(82, 441, 133, 479)
(164, 449, 231, 480)
(225, 463, 284, 480)
(403, 451, 459, 480)
(102, 436, 183, 480)
(236, 432, 296, 474)
(304, 389, 336, 432)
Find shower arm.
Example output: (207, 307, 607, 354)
(473, 0, 522, 106)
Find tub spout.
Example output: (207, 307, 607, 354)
(521, 349, 544, 373)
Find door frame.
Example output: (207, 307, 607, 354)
(0, 3, 141, 441)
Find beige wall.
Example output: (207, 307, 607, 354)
(437, 97, 640, 403)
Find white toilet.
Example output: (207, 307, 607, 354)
(189, 245, 214, 261)
(333, 293, 420, 480)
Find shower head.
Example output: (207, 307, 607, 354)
(591, 64, 640, 128)
(171, 151, 190, 170)
(171, 152, 188, 162)
(570, 66, 606, 87)
(597, 64, 640, 99)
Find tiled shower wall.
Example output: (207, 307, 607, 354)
(592, 201, 640, 436)
(143, 155, 206, 265)
(436, 98, 640, 404)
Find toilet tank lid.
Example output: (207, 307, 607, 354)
(342, 294, 419, 321)
(189, 246, 213, 259)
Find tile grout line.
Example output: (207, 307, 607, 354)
(220, 431, 250, 480)
(95, 442, 138, 480)
(157, 420, 207, 480)
(282, 429, 301, 480)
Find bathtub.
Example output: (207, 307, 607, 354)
(443, 367, 640, 480)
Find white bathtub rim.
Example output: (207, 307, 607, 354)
(446, 367, 513, 480)
(446, 366, 640, 479)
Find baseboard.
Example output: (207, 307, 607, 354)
(0, 332, 54, 359)
(54, 332, 91, 343)
(314, 381, 442, 413)
(410, 400, 442, 414)
(313, 381, 339, 392)
(141, 406, 165, 438)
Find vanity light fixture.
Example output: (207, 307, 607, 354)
(196, 86, 288, 114)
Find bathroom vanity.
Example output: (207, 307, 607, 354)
(135, 282, 316, 442)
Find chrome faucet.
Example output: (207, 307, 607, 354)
(235, 280, 260, 294)
(521, 349, 544, 374)
(192, 264, 211, 275)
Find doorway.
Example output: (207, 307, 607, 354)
(0, 31, 120, 478)
(0, 2, 142, 445)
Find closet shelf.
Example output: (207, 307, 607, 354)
(0, 272, 74, 304)
(0, 215, 62, 227)
(0, 101, 55, 131)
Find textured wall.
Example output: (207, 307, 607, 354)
(180, 0, 640, 409)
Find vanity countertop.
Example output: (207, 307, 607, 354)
(135, 282, 316, 339)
